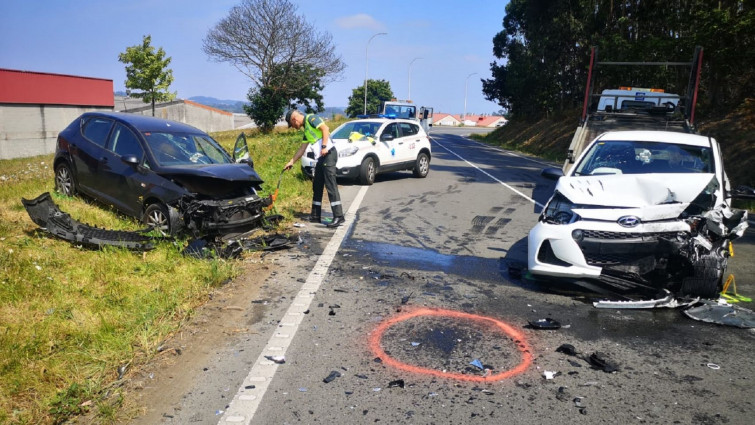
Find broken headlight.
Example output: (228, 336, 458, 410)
(338, 145, 359, 158)
(541, 192, 581, 225)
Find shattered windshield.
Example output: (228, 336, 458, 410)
(144, 132, 231, 166)
(574, 140, 714, 176)
(332, 121, 382, 140)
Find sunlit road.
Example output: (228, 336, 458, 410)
(139, 127, 754, 425)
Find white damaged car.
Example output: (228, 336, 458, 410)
(528, 130, 748, 298)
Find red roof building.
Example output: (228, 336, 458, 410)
(0, 68, 113, 107)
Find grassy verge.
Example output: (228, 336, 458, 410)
(0, 123, 331, 424)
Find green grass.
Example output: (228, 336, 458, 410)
(0, 124, 330, 424)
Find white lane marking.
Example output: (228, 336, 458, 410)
(430, 136, 545, 208)
(219, 185, 370, 425)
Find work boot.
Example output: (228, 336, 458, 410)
(309, 205, 321, 223)
(326, 216, 345, 228)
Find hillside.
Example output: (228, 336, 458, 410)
(482, 101, 755, 190)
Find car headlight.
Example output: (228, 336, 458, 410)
(541, 192, 581, 224)
(338, 145, 359, 158)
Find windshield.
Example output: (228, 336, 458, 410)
(144, 132, 231, 166)
(574, 140, 714, 176)
(332, 121, 382, 140)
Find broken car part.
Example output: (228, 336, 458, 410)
(682, 300, 755, 328)
(587, 352, 619, 373)
(22, 192, 155, 251)
(527, 318, 561, 330)
(323, 371, 341, 383)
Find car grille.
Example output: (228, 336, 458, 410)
(581, 230, 681, 240)
(585, 253, 646, 266)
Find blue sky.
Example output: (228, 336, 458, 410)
(0, 0, 508, 114)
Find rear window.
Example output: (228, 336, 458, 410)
(574, 140, 714, 176)
(82, 117, 113, 147)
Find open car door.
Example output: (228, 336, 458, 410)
(233, 133, 252, 167)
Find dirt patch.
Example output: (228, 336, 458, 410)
(118, 257, 278, 423)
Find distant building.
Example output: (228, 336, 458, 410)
(431, 112, 507, 128)
(432, 113, 460, 126)
(0, 68, 241, 160)
(0, 68, 114, 159)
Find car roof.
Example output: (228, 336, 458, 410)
(597, 130, 713, 147)
(82, 111, 206, 134)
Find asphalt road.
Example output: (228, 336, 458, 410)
(136, 128, 755, 425)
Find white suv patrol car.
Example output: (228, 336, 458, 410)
(301, 115, 432, 185)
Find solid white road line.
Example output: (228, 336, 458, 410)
(218, 185, 370, 425)
(430, 136, 545, 209)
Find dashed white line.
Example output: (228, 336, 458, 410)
(218, 185, 370, 425)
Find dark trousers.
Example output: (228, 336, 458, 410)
(313, 148, 343, 218)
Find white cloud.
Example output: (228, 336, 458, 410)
(335, 13, 385, 30)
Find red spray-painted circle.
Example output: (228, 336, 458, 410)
(368, 307, 533, 382)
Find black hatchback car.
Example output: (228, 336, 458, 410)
(54, 112, 270, 236)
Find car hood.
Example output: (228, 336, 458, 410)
(558, 173, 716, 207)
(156, 163, 264, 198)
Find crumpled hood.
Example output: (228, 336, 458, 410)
(156, 164, 264, 198)
(557, 173, 716, 207)
(157, 163, 264, 184)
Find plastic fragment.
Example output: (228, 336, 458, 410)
(388, 379, 405, 388)
(556, 344, 577, 356)
(469, 359, 484, 370)
(323, 370, 342, 383)
(528, 318, 561, 329)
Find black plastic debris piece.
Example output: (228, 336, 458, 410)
(556, 344, 577, 356)
(401, 292, 414, 305)
(528, 318, 561, 330)
(568, 359, 582, 368)
(588, 352, 619, 373)
(373, 357, 383, 363)
(388, 379, 405, 388)
(323, 370, 342, 383)
(22, 192, 156, 251)
(683, 301, 755, 328)
(183, 237, 242, 259)
(328, 309, 336, 316)
(355, 374, 368, 379)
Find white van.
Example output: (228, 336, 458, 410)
(597, 87, 680, 112)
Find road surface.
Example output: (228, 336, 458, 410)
(130, 127, 754, 425)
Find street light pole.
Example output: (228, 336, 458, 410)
(364, 32, 387, 115)
(408, 57, 422, 100)
(463, 72, 478, 122)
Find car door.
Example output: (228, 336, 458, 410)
(397, 122, 422, 163)
(73, 116, 114, 194)
(95, 122, 151, 216)
(378, 122, 401, 165)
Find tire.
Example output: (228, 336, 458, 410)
(55, 162, 77, 197)
(359, 157, 376, 185)
(413, 152, 430, 178)
(680, 254, 726, 298)
(144, 203, 172, 236)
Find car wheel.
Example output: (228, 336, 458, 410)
(359, 157, 376, 185)
(55, 162, 77, 197)
(413, 152, 430, 178)
(144, 203, 172, 236)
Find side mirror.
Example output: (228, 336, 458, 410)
(381, 134, 394, 142)
(541, 167, 565, 181)
(121, 155, 139, 166)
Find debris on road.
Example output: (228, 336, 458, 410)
(323, 370, 342, 383)
(556, 344, 577, 356)
(264, 355, 286, 364)
(544, 371, 559, 380)
(388, 379, 405, 388)
(587, 352, 620, 373)
(527, 318, 561, 330)
(706, 363, 721, 370)
(183, 233, 297, 259)
(594, 289, 698, 309)
(683, 300, 755, 328)
(469, 359, 484, 370)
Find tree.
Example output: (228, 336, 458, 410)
(244, 63, 325, 132)
(203, 0, 345, 131)
(345, 79, 394, 118)
(118, 35, 175, 117)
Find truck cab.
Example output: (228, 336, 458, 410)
(381, 100, 434, 133)
(597, 87, 680, 112)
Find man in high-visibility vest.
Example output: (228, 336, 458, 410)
(284, 109, 344, 227)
